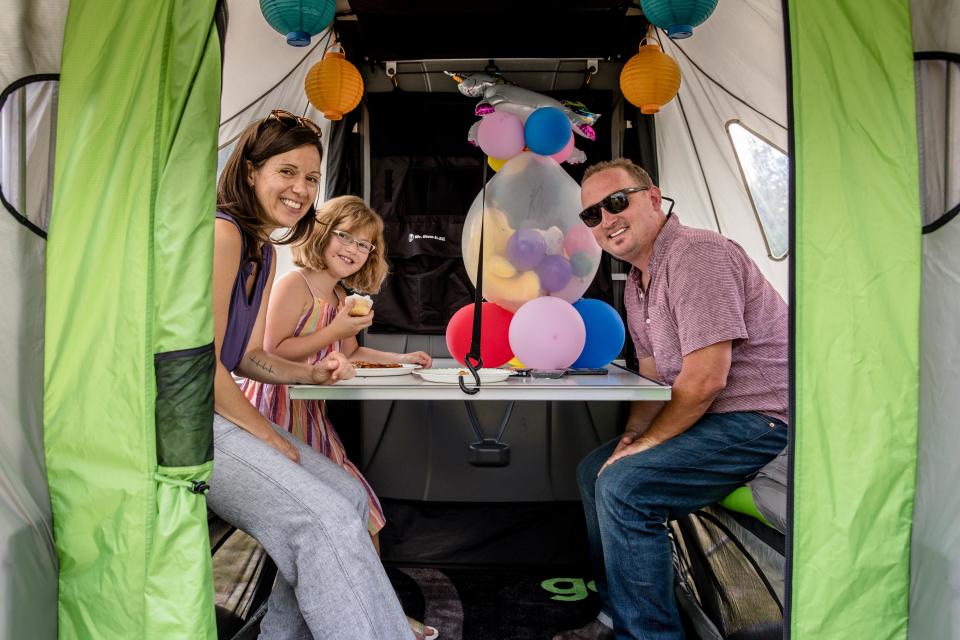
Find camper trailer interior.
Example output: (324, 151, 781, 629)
(221, 5, 791, 635)
(2, 0, 958, 639)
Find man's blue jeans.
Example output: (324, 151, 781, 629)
(576, 411, 788, 640)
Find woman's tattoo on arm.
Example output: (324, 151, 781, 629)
(248, 355, 275, 374)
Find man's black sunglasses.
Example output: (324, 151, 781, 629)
(578, 187, 649, 228)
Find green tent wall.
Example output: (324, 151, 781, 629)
(787, 2, 921, 639)
(42, 1, 220, 637)
(1, 0, 956, 638)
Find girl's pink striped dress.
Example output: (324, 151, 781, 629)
(241, 271, 386, 535)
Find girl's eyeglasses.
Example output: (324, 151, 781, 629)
(578, 187, 649, 228)
(330, 229, 376, 254)
(261, 109, 322, 139)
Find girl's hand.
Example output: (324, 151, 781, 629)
(312, 351, 355, 384)
(327, 299, 375, 341)
(399, 351, 432, 368)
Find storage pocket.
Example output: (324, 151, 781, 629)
(372, 216, 475, 334)
(373, 256, 474, 333)
(155, 343, 215, 467)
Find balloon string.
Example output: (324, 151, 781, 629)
(460, 158, 488, 395)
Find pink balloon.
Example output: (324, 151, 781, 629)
(508, 297, 586, 369)
(549, 131, 575, 163)
(477, 111, 525, 160)
(563, 223, 598, 256)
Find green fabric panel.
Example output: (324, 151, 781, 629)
(44, 1, 219, 638)
(147, 9, 219, 638)
(155, 346, 214, 468)
(152, 5, 218, 355)
(719, 487, 770, 527)
(788, 2, 920, 639)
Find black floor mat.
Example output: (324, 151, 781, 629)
(380, 500, 593, 567)
(388, 565, 601, 640)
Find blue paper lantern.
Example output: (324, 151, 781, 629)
(260, 0, 336, 47)
(524, 107, 572, 156)
(571, 299, 626, 369)
(640, 0, 718, 39)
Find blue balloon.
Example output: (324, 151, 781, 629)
(571, 299, 626, 368)
(524, 107, 573, 156)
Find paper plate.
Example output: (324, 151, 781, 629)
(353, 364, 420, 377)
(414, 367, 512, 384)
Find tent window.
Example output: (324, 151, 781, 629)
(915, 57, 959, 232)
(0, 77, 58, 236)
(726, 121, 788, 259)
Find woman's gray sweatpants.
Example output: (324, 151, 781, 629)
(207, 414, 412, 640)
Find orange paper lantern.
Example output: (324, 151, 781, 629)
(619, 41, 681, 115)
(304, 49, 364, 120)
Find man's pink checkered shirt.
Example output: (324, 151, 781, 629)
(624, 214, 789, 425)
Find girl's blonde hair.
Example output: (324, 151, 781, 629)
(292, 195, 389, 294)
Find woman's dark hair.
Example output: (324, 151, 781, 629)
(217, 116, 324, 266)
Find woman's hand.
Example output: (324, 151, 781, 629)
(399, 351, 432, 368)
(266, 430, 300, 464)
(311, 351, 355, 385)
(327, 299, 375, 342)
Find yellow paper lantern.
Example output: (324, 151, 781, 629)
(304, 49, 364, 120)
(619, 41, 681, 114)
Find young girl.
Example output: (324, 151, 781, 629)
(241, 195, 436, 639)
(208, 112, 418, 639)
(243, 194, 431, 533)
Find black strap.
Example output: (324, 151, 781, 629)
(459, 161, 489, 394)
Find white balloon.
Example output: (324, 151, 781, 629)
(461, 153, 602, 312)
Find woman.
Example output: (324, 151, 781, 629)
(207, 110, 416, 639)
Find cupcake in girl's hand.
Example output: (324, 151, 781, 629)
(346, 293, 373, 316)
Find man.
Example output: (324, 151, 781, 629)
(554, 159, 788, 640)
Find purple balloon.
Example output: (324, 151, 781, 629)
(535, 254, 573, 293)
(506, 228, 547, 271)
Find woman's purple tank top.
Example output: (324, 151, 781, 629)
(216, 211, 273, 373)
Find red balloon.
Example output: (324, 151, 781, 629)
(445, 302, 515, 367)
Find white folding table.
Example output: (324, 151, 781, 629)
(289, 358, 671, 402)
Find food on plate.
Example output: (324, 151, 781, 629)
(353, 361, 403, 369)
(345, 293, 373, 316)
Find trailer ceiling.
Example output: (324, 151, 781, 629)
(338, 0, 648, 63)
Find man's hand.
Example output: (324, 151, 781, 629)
(612, 426, 645, 457)
(311, 351, 355, 385)
(599, 432, 660, 476)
